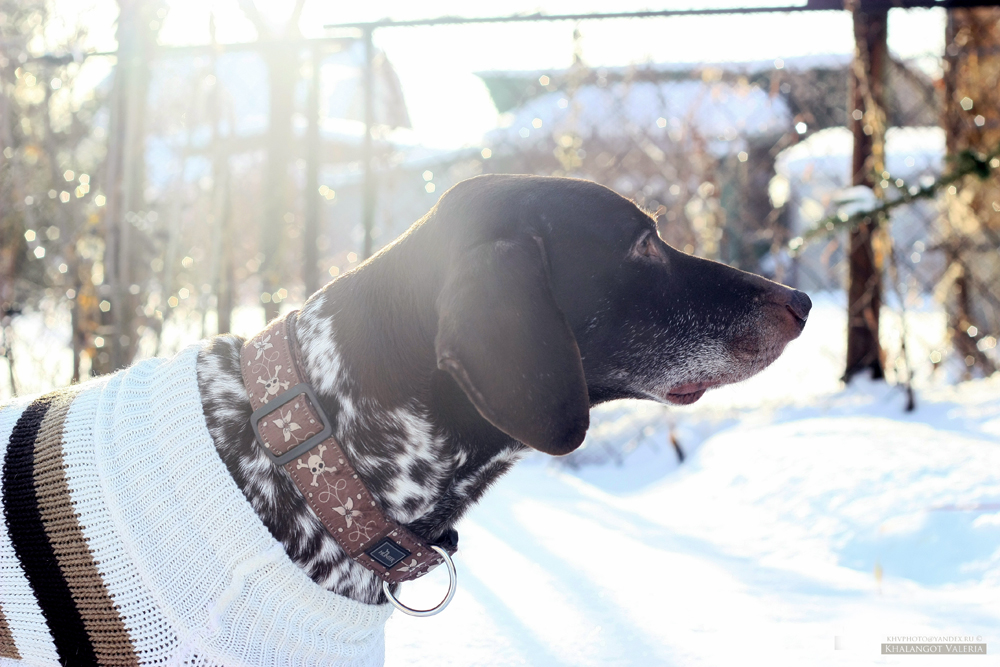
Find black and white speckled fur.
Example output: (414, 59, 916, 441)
(196, 174, 811, 606)
(196, 317, 525, 605)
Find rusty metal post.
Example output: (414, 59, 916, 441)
(304, 45, 322, 295)
(260, 41, 297, 323)
(941, 6, 1000, 377)
(844, 6, 887, 382)
(362, 26, 375, 260)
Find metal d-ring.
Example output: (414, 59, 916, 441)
(382, 546, 457, 617)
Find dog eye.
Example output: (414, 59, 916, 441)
(632, 231, 665, 262)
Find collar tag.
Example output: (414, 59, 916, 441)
(367, 537, 411, 569)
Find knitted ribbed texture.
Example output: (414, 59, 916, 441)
(0, 396, 61, 667)
(0, 345, 394, 666)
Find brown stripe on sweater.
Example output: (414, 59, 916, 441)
(0, 602, 19, 659)
(33, 389, 139, 667)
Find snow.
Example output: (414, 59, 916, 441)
(385, 294, 1000, 666)
(477, 54, 854, 84)
(4, 292, 996, 664)
(772, 127, 947, 293)
(488, 79, 790, 148)
(774, 126, 945, 237)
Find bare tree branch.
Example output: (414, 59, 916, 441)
(237, 0, 272, 40)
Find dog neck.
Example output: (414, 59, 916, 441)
(198, 257, 525, 604)
(296, 267, 527, 534)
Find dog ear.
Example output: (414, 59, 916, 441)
(435, 236, 589, 456)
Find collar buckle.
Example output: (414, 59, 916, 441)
(250, 383, 332, 466)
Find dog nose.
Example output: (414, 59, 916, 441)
(786, 290, 812, 323)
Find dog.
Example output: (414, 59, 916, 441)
(0, 174, 808, 665)
(198, 173, 811, 607)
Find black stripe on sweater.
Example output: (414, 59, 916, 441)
(2, 396, 98, 667)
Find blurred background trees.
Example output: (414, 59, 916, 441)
(0, 1, 997, 397)
(0, 0, 119, 387)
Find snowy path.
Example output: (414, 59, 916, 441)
(5, 289, 996, 664)
(385, 383, 1000, 666)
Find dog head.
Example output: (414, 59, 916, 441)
(423, 175, 809, 457)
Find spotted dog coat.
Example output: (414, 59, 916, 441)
(197, 174, 811, 606)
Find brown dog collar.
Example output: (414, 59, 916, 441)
(240, 311, 456, 587)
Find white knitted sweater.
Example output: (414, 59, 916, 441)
(0, 345, 394, 666)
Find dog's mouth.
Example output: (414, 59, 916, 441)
(661, 381, 717, 405)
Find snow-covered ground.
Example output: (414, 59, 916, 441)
(4, 292, 997, 664)
(385, 294, 1000, 666)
